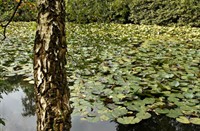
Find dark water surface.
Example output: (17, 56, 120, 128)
(0, 79, 200, 131)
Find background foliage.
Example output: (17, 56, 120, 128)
(66, 0, 200, 26)
(0, 0, 199, 27)
(0, 0, 36, 22)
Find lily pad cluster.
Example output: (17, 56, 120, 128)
(0, 22, 200, 125)
(66, 23, 200, 125)
(0, 22, 35, 84)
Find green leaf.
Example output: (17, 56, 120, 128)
(164, 74, 174, 78)
(155, 108, 169, 114)
(171, 81, 180, 87)
(143, 98, 155, 104)
(161, 85, 171, 90)
(184, 93, 194, 99)
(117, 94, 126, 99)
(190, 118, 200, 125)
(166, 109, 182, 118)
(112, 107, 128, 118)
(117, 117, 140, 124)
(176, 116, 190, 124)
(136, 111, 151, 120)
(100, 115, 110, 121)
(127, 104, 141, 111)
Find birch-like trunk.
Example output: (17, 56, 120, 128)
(34, 0, 71, 130)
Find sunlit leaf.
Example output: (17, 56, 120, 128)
(190, 118, 200, 125)
(176, 116, 190, 124)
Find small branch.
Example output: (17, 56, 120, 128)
(0, 0, 23, 40)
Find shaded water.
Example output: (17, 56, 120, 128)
(0, 77, 200, 131)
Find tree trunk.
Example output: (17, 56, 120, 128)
(34, 0, 71, 131)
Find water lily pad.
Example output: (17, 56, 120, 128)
(117, 94, 126, 99)
(155, 108, 169, 114)
(171, 81, 180, 87)
(166, 109, 183, 118)
(176, 116, 190, 124)
(184, 93, 194, 99)
(112, 107, 128, 118)
(100, 115, 110, 121)
(190, 118, 200, 125)
(143, 98, 155, 104)
(136, 111, 151, 120)
(117, 117, 140, 124)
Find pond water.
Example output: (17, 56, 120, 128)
(0, 77, 200, 131)
(0, 88, 116, 131)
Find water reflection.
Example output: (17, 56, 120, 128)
(0, 89, 36, 131)
(21, 86, 35, 117)
(0, 89, 116, 131)
(0, 76, 36, 131)
(0, 76, 200, 131)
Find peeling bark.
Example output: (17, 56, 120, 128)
(34, 0, 71, 131)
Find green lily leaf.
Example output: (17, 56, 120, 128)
(176, 116, 190, 124)
(190, 118, 200, 125)
(117, 117, 140, 124)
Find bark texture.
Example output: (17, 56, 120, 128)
(34, 0, 71, 130)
